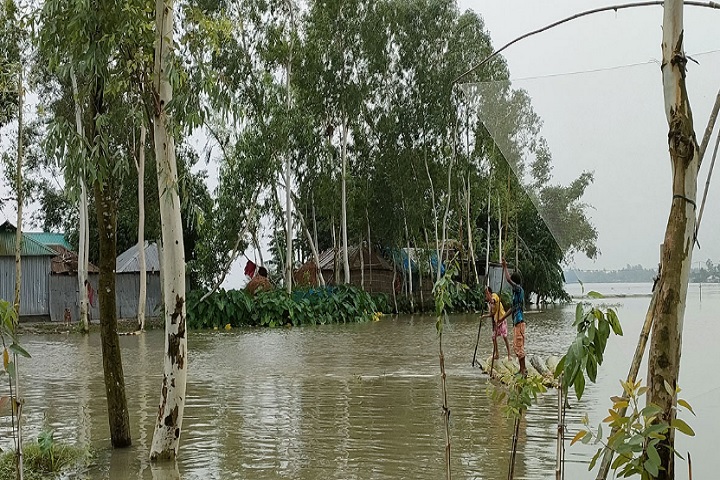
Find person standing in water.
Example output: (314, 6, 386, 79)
(480, 286, 511, 360)
(499, 258, 526, 376)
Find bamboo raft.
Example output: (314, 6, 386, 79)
(476, 354, 561, 388)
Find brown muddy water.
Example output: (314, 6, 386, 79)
(2, 283, 718, 480)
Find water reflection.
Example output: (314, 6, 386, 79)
(5, 283, 718, 480)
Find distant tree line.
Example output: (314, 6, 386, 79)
(564, 264, 658, 284)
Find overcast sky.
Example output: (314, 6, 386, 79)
(458, 0, 720, 270)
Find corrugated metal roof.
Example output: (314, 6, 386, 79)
(25, 232, 72, 249)
(0, 232, 57, 257)
(116, 241, 161, 273)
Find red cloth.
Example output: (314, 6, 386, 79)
(244, 260, 257, 278)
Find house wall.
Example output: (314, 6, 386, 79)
(116, 272, 162, 319)
(0, 256, 51, 316)
(486, 265, 512, 296)
(48, 272, 161, 322)
(322, 268, 396, 295)
(49, 274, 99, 323)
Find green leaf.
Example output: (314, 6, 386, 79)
(644, 458, 659, 477)
(677, 398, 695, 415)
(587, 291, 604, 299)
(8, 343, 30, 359)
(574, 368, 586, 400)
(554, 355, 566, 379)
(607, 309, 623, 335)
(671, 418, 695, 437)
(640, 404, 662, 418)
(574, 302, 584, 326)
(588, 448, 602, 471)
(587, 352, 598, 383)
(647, 442, 661, 465)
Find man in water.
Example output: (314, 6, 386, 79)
(499, 259, 526, 376)
(480, 286, 511, 360)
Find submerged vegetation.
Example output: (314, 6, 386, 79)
(187, 286, 381, 329)
(187, 277, 506, 330)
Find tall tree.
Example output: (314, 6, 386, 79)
(70, 69, 90, 333)
(646, 1, 700, 477)
(150, 0, 187, 460)
(39, 0, 133, 448)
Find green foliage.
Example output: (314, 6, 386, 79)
(0, 299, 30, 380)
(490, 374, 547, 419)
(0, 0, 21, 128)
(576, 380, 695, 478)
(432, 266, 458, 334)
(555, 302, 623, 400)
(186, 285, 379, 329)
(0, 431, 89, 480)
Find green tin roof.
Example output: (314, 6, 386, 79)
(0, 232, 57, 257)
(25, 232, 72, 250)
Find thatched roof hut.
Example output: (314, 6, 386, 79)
(294, 245, 397, 295)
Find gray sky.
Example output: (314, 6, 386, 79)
(459, 0, 720, 270)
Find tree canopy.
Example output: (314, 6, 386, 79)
(4, 0, 598, 302)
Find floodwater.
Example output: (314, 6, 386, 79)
(2, 282, 718, 480)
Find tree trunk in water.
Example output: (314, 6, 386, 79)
(95, 180, 132, 448)
(137, 124, 147, 331)
(645, 3, 700, 479)
(70, 69, 90, 333)
(341, 118, 350, 284)
(150, 0, 187, 460)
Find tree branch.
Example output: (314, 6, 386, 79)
(453, 1, 720, 85)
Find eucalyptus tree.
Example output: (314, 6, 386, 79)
(39, 0, 147, 448)
(180, 0, 294, 290)
(0, 0, 27, 475)
(296, 0, 374, 284)
(69, 70, 90, 333)
(149, 0, 188, 460)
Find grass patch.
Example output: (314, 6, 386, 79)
(0, 438, 90, 480)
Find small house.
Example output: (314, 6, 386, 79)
(294, 245, 397, 295)
(115, 241, 162, 319)
(0, 221, 56, 319)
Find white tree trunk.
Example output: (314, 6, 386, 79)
(497, 197, 502, 263)
(70, 69, 90, 333)
(284, 24, 293, 294)
(13, 65, 25, 480)
(150, 0, 187, 460)
(424, 152, 441, 283)
(289, 194, 325, 287)
(137, 124, 147, 331)
(465, 176, 478, 283)
(341, 118, 350, 284)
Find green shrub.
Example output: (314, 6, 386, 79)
(0, 431, 89, 480)
(187, 285, 380, 329)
